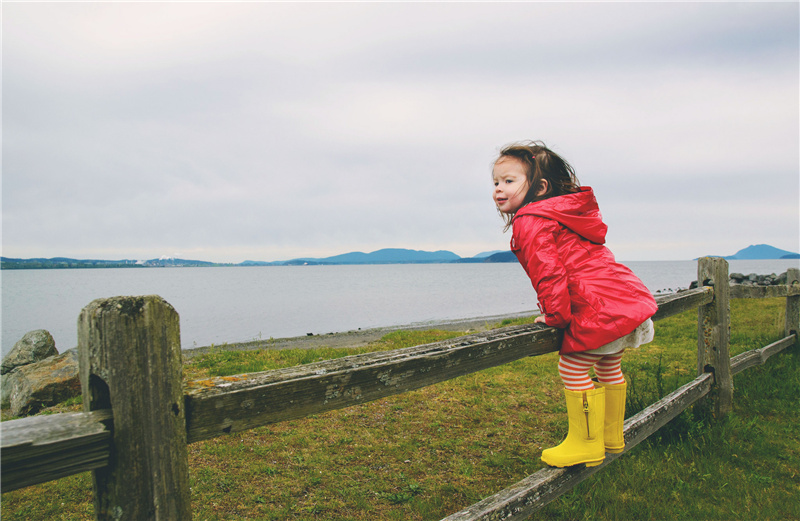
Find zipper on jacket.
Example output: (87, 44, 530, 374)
(583, 392, 591, 439)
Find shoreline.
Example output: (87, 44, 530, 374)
(182, 309, 538, 359)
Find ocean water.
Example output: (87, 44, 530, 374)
(2, 259, 797, 355)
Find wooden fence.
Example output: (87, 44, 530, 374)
(2, 258, 798, 520)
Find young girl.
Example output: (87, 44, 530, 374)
(492, 141, 657, 468)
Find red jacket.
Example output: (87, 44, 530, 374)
(511, 187, 657, 354)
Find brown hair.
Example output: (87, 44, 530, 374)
(494, 140, 581, 229)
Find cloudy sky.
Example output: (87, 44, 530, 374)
(3, 2, 798, 263)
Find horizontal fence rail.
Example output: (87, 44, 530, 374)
(730, 334, 796, 375)
(1, 261, 797, 521)
(184, 286, 713, 444)
(444, 329, 797, 521)
(730, 284, 800, 299)
(185, 325, 562, 443)
(1, 410, 112, 492)
(442, 372, 715, 520)
(651, 286, 713, 321)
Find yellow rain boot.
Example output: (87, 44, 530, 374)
(541, 387, 606, 468)
(597, 381, 627, 454)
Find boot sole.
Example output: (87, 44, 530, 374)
(542, 456, 605, 468)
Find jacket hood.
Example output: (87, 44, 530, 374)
(513, 186, 607, 244)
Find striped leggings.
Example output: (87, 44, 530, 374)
(558, 350, 626, 391)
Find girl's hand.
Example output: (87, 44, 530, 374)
(534, 315, 547, 324)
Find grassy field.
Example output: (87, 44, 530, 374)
(2, 298, 798, 520)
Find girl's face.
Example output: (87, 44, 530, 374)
(492, 157, 529, 214)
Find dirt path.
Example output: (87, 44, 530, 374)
(182, 310, 536, 359)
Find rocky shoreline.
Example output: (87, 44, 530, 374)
(689, 270, 794, 289)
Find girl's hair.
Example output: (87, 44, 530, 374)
(494, 140, 581, 229)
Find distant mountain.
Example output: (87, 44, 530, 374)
(139, 258, 221, 267)
(239, 260, 281, 266)
(472, 250, 506, 258)
(288, 248, 461, 265)
(721, 244, 800, 260)
(11, 243, 793, 270)
(0, 257, 226, 269)
(0, 257, 140, 269)
(484, 251, 517, 263)
(1, 249, 461, 269)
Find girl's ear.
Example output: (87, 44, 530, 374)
(535, 179, 549, 197)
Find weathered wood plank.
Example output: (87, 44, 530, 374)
(730, 284, 800, 299)
(652, 287, 714, 322)
(440, 373, 714, 520)
(185, 325, 562, 443)
(79, 295, 192, 520)
(730, 335, 796, 375)
(440, 462, 610, 521)
(1, 409, 112, 492)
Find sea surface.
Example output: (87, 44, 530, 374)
(2, 259, 797, 356)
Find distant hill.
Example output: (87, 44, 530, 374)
(453, 250, 517, 264)
(0, 257, 225, 269)
(719, 244, 800, 260)
(288, 248, 461, 265)
(239, 260, 281, 267)
(8, 243, 793, 270)
(1, 249, 462, 269)
(484, 251, 517, 263)
(472, 250, 506, 258)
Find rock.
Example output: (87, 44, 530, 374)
(1, 330, 58, 375)
(0, 372, 13, 409)
(2, 349, 80, 417)
(689, 270, 792, 290)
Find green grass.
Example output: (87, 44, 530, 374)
(2, 298, 797, 520)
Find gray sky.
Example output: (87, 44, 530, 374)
(3, 2, 798, 263)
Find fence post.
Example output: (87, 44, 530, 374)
(786, 268, 799, 342)
(697, 257, 732, 417)
(78, 295, 191, 520)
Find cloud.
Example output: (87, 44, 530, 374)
(2, 2, 798, 262)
